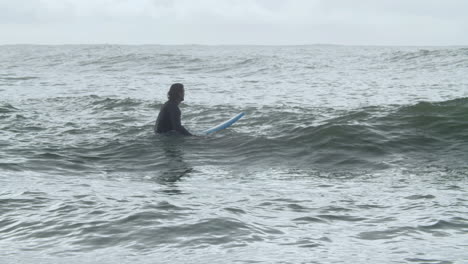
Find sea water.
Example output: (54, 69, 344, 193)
(1, 45, 467, 263)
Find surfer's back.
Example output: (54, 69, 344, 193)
(155, 100, 191, 136)
(154, 83, 192, 136)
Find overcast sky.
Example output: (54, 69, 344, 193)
(1, 0, 467, 45)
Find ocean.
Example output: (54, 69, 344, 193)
(0, 45, 467, 263)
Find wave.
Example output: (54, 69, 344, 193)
(78, 53, 162, 67)
(264, 98, 467, 166)
(385, 47, 468, 67)
(195, 97, 468, 170)
(0, 103, 18, 113)
(90, 97, 144, 111)
(1, 96, 467, 175)
(0, 76, 39, 81)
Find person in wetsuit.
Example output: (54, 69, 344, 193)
(155, 83, 192, 136)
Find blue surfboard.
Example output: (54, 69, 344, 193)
(203, 112, 245, 135)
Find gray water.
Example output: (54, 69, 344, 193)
(1, 45, 467, 263)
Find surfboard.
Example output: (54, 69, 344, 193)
(203, 112, 245, 135)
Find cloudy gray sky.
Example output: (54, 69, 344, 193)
(1, 0, 467, 45)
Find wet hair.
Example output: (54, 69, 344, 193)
(167, 83, 184, 101)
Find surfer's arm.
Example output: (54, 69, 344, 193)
(178, 125, 192, 136)
(169, 104, 192, 136)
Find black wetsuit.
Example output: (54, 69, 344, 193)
(155, 100, 192, 136)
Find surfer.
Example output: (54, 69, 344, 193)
(155, 83, 192, 136)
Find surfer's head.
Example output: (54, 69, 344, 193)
(168, 83, 185, 102)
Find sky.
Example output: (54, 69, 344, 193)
(0, 0, 467, 45)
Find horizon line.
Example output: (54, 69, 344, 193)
(1, 43, 468, 47)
